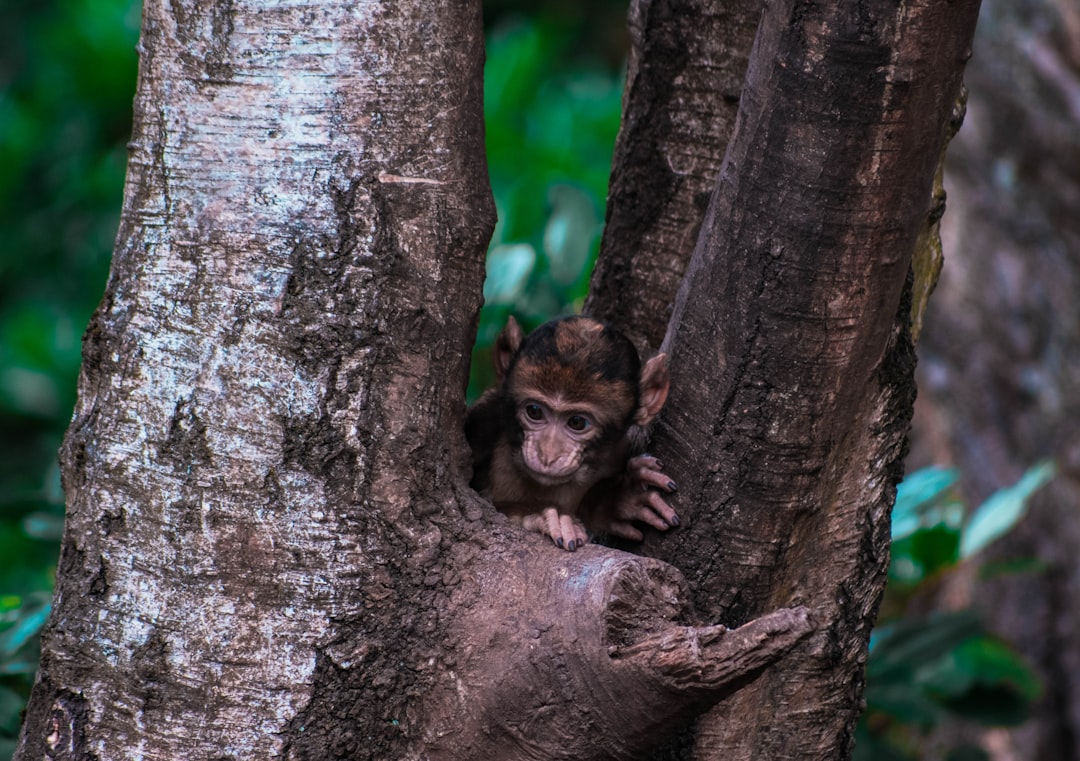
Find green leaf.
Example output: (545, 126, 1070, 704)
(960, 461, 1056, 558)
(913, 650, 976, 699)
(22, 511, 64, 541)
(482, 244, 536, 305)
(0, 366, 61, 418)
(0, 660, 39, 676)
(543, 184, 598, 286)
(889, 524, 960, 587)
(868, 610, 982, 683)
(909, 524, 960, 578)
(913, 636, 1040, 726)
(0, 603, 50, 657)
(892, 467, 958, 540)
(953, 637, 1041, 702)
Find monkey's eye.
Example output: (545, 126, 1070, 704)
(566, 415, 591, 432)
(524, 403, 544, 421)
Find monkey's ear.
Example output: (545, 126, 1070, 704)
(493, 316, 524, 382)
(635, 353, 670, 426)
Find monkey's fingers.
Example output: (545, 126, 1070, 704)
(628, 492, 671, 531)
(627, 454, 663, 473)
(530, 507, 586, 551)
(520, 512, 547, 536)
(521, 510, 561, 548)
(611, 490, 679, 531)
(558, 513, 589, 551)
(643, 490, 680, 527)
(630, 466, 678, 494)
(627, 455, 678, 495)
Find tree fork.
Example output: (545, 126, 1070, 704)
(13, 0, 983, 758)
(14, 0, 817, 758)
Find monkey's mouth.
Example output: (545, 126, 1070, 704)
(519, 455, 581, 485)
(519, 443, 584, 485)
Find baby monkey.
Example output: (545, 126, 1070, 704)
(466, 316, 679, 551)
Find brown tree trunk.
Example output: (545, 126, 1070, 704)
(910, 0, 1080, 757)
(584, 0, 760, 353)
(14, 0, 993, 759)
(596, 2, 981, 759)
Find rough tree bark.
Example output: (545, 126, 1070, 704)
(591, 2, 982, 760)
(584, 0, 760, 353)
(15, 2, 813, 760)
(909, 0, 1080, 757)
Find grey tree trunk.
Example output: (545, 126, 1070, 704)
(17, 0, 494, 757)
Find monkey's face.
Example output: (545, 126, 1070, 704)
(500, 316, 642, 487)
(513, 393, 605, 485)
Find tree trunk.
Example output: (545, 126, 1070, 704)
(599, 2, 981, 759)
(14, 0, 993, 759)
(910, 0, 1080, 757)
(16, 2, 812, 760)
(17, 0, 495, 757)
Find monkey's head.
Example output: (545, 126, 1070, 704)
(493, 316, 669, 486)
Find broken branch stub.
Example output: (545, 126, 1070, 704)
(421, 542, 814, 760)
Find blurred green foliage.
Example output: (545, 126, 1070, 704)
(470, 14, 624, 398)
(856, 463, 1055, 761)
(0, 0, 140, 752)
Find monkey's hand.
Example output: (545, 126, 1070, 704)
(521, 507, 590, 552)
(592, 455, 680, 542)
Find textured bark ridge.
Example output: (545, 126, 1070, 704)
(584, 0, 760, 352)
(421, 543, 813, 761)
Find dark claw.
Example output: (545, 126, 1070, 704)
(556, 537, 564, 549)
(670, 514, 681, 527)
(667, 480, 678, 492)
